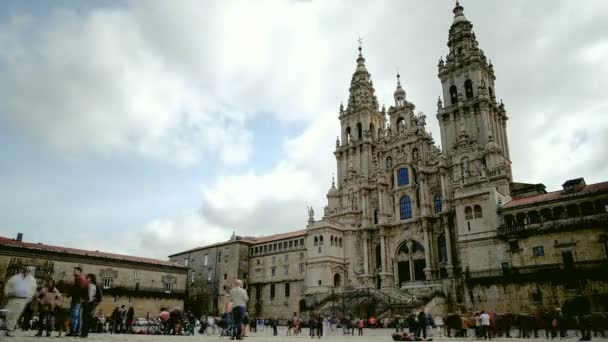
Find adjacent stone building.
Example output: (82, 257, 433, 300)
(171, 2, 608, 318)
(0, 235, 187, 318)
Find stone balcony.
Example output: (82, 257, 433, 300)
(497, 213, 608, 238)
(465, 259, 608, 285)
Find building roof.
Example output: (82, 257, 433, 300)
(0, 236, 182, 268)
(503, 181, 608, 209)
(169, 229, 307, 257)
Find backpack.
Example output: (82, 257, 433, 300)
(94, 286, 103, 304)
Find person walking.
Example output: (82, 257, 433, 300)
(80, 273, 98, 338)
(36, 279, 61, 337)
(126, 306, 135, 333)
(480, 310, 491, 340)
(358, 317, 364, 336)
(68, 267, 89, 336)
(2, 267, 37, 337)
(229, 279, 249, 340)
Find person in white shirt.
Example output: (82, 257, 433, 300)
(480, 311, 491, 340)
(3, 267, 37, 337)
(229, 279, 249, 340)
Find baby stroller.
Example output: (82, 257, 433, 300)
(218, 312, 233, 337)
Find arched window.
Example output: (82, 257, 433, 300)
(330, 236, 334, 246)
(464, 79, 474, 99)
(437, 235, 447, 262)
(474, 205, 483, 218)
(319, 236, 324, 245)
(450, 85, 458, 104)
(396, 117, 405, 130)
(345, 127, 352, 143)
(373, 209, 380, 224)
(397, 168, 409, 186)
(357, 122, 363, 139)
(464, 206, 473, 220)
(461, 157, 469, 177)
(386, 157, 393, 171)
(369, 123, 375, 140)
(333, 273, 341, 287)
(399, 195, 413, 220)
(314, 236, 318, 247)
(434, 195, 443, 213)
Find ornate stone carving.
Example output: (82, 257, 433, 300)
(353, 257, 364, 274)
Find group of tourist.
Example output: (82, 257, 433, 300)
(1, 266, 102, 338)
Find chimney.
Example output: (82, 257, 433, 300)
(16, 233, 23, 242)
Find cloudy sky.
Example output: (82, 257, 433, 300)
(1, 0, 607, 259)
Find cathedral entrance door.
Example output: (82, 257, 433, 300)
(397, 261, 410, 286)
(414, 259, 426, 281)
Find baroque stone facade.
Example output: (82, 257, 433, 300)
(0, 236, 188, 318)
(171, 2, 608, 318)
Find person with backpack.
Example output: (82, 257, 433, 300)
(80, 273, 100, 338)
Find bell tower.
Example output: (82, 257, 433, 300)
(335, 45, 386, 189)
(436, 1, 512, 192)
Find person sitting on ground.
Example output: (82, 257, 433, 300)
(392, 331, 434, 341)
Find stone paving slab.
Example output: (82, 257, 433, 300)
(1, 329, 601, 342)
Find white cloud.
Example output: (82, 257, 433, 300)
(1, 0, 607, 258)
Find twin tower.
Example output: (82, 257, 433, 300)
(318, 2, 513, 290)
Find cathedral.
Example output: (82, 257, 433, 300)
(171, 2, 608, 317)
(307, 0, 511, 304)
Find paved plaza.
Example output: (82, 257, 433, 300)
(3, 328, 602, 342)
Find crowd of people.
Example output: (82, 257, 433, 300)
(1, 266, 102, 338)
(2, 269, 607, 340)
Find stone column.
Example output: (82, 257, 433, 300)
(337, 152, 344, 189)
(380, 232, 387, 273)
(440, 170, 449, 212)
(423, 222, 433, 280)
(362, 234, 369, 275)
(443, 218, 454, 277)
(501, 119, 510, 160)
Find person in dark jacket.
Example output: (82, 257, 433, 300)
(417, 311, 427, 338)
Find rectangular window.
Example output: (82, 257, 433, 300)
(164, 283, 172, 293)
(299, 263, 305, 273)
(532, 246, 545, 257)
(223, 273, 227, 280)
(284, 265, 289, 275)
(271, 267, 276, 276)
(397, 168, 410, 186)
(294, 240, 299, 247)
(207, 273, 212, 283)
(300, 252, 304, 260)
(509, 240, 520, 252)
(103, 277, 112, 289)
(191, 272, 196, 283)
(300, 238, 304, 246)
(270, 283, 275, 299)
(204, 254, 209, 265)
(273, 243, 277, 251)
(285, 283, 290, 297)
(133, 271, 139, 279)
(289, 241, 293, 248)
(184, 258, 189, 267)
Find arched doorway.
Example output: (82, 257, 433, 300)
(333, 273, 341, 287)
(395, 240, 426, 287)
(299, 299, 307, 312)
